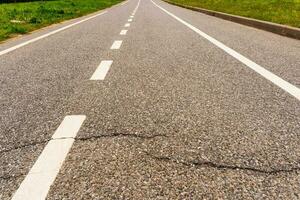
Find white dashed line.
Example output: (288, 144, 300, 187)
(128, 19, 133, 22)
(90, 60, 113, 80)
(0, 11, 107, 56)
(12, 115, 86, 200)
(120, 30, 128, 35)
(110, 40, 123, 49)
(124, 23, 130, 27)
(130, 15, 134, 18)
(151, 0, 300, 101)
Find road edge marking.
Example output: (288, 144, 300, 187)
(121, 1, 129, 5)
(0, 11, 107, 56)
(151, 0, 300, 101)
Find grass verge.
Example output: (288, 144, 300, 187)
(0, 0, 122, 42)
(167, 0, 300, 28)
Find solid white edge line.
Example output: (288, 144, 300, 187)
(131, 0, 140, 15)
(151, 0, 300, 101)
(110, 40, 123, 49)
(120, 30, 128, 35)
(90, 60, 113, 80)
(0, 12, 107, 56)
(12, 115, 86, 200)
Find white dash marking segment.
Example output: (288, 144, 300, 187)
(130, 15, 134, 18)
(128, 19, 133, 22)
(110, 40, 123, 49)
(12, 115, 86, 200)
(151, 0, 300, 101)
(120, 30, 128, 35)
(90, 60, 113, 80)
(124, 23, 130, 27)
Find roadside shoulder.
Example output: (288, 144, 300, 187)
(163, 0, 300, 40)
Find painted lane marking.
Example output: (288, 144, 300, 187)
(151, 0, 300, 101)
(125, 23, 131, 27)
(120, 30, 128, 35)
(130, 15, 134, 18)
(110, 40, 123, 49)
(12, 115, 86, 200)
(0, 12, 107, 56)
(128, 19, 133, 22)
(131, 0, 140, 15)
(90, 60, 113, 80)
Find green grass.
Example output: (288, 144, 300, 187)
(168, 0, 300, 28)
(0, 0, 122, 42)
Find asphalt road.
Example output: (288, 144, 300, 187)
(0, 0, 299, 199)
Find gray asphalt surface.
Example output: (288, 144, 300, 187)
(0, 0, 299, 199)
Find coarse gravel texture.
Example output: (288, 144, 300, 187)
(50, 0, 299, 198)
(0, 0, 299, 199)
(155, 0, 300, 87)
(48, 138, 300, 199)
(0, 2, 132, 198)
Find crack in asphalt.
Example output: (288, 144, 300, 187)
(0, 133, 166, 155)
(3, 134, 299, 180)
(0, 133, 166, 180)
(144, 151, 300, 175)
(76, 132, 167, 141)
(0, 173, 26, 181)
(0, 140, 50, 154)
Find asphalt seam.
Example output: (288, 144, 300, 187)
(144, 152, 300, 175)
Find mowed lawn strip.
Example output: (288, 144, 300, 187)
(167, 0, 300, 28)
(0, 0, 122, 42)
